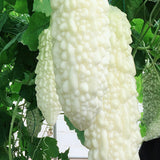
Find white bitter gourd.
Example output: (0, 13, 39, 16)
(35, 28, 62, 126)
(50, 0, 110, 130)
(84, 4, 142, 160)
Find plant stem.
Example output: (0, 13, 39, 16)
(8, 97, 21, 160)
(151, 24, 160, 45)
(149, 0, 160, 23)
(153, 36, 160, 49)
(137, 46, 150, 50)
(132, 24, 151, 58)
(142, 25, 151, 40)
(132, 21, 146, 58)
(156, 40, 160, 50)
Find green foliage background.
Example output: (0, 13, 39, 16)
(0, 0, 160, 159)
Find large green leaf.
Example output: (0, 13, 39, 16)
(41, 137, 59, 159)
(142, 64, 160, 141)
(33, 0, 52, 17)
(18, 124, 62, 159)
(25, 136, 59, 160)
(110, 0, 143, 20)
(21, 12, 50, 51)
(15, 0, 28, 13)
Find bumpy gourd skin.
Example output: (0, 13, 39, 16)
(50, 0, 110, 130)
(35, 28, 62, 126)
(84, 5, 142, 160)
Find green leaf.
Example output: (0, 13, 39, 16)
(0, 32, 21, 55)
(19, 84, 36, 102)
(21, 12, 50, 51)
(33, 0, 52, 17)
(41, 137, 59, 159)
(27, 137, 43, 159)
(131, 18, 154, 44)
(2, 14, 28, 35)
(0, 89, 12, 106)
(25, 136, 59, 159)
(135, 74, 143, 103)
(10, 81, 22, 94)
(10, 93, 19, 102)
(15, 0, 28, 14)
(12, 44, 37, 81)
(110, 0, 143, 20)
(0, 43, 17, 67)
(142, 64, 160, 141)
(64, 116, 85, 145)
(58, 149, 69, 160)
(0, 12, 8, 32)
(13, 61, 25, 81)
